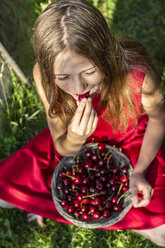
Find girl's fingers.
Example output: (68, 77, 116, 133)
(79, 100, 93, 129)
(71, 100, 86, 125)
(86, 109, 98, 134)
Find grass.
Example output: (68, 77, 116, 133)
(0, 0, 165, 247)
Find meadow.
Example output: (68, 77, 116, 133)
(0, 0, 164, 247)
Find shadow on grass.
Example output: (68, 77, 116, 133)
(111, 0, 165, 76)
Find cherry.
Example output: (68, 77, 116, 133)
(78, 166, 85, 174)
(72, 175, 82, 184)
(85, 149, 92, 158)
(67, 194, 73, 202)
(68, 205, 75, 213)
(80, 185, 88, 194)
(94, 196, 102, 206)
(74, 211, 80, 218)
(81, 205, 88, 212)
(77, 193, 84, 201)
(120, 175, 128, 183)
(90, 199, 95, 206)
(97, 143, 106, 152)
(63, 178, 71, 186)
(70, 182, 77, 190)
(66, 169, 72, 176)
(109, 177, 117, 186)
(82, 177, 90, 184)
(105, 201, 113, 209)
(111, 196, 118, 204)
(122, 165, 129, 174)
(74, 199, 80, 208)
(96, 182, 105, 191)
(103, 209, 111, 218)
(84, 160, 93, 169)
(92, 211, 101, 219)
(111, 184, 119, 192)
(98, 159, 106, 167)
(100, 150, 107, 157)
(113, 204, 122, 212)
(59, 171, 66, 178)
(122, 183, 129, 192)
(98, 204, 104, 211)
(91, 154, 99, 162)
(100, 168, 107, 175)
(64, 188, 69, 194)
(89, 206, 95, 215)
(89, 185, 95, 193)
(81, 212, 90, 221)
(112, 166, 119, 174)
(57, 182, 64, 190)
(61, 199, 68, 207)
(100, 175, 108, 182)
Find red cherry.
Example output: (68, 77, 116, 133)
(105, 201, 113, 209)
(77, 193, 84, 201)
(78, 166, 86, 174)
(96, 182, 105, 191)
(122, 165, 129, 174)
(103, 209, 111, 218)
(113, 204, 122, 212)
(112, 166, 119, 174)
(57, 182, 64, 190)
(68, 205, 75, 213)
(84, 160, 93, 169)
(94, 197, 102, 206)
(82, 177, 90, 184)
(85, 149, 92, 158)
(72, 175, 82, 184)
(81, 205, 88, 212)
(92, 211, 101, 219)
(66, 169, 72, 175)
(89, 206, 95, 215)
(122, 183, 129, 192)
(81, 212, 90, 220)
(97, 143, 106, 151)
(59, 171, 66, 178)
(91, 154, 99, 162)
(74, 199, 80, 208)
(80, 185, 88, 194)
(81, 198, 90, 205)
(74, 211, 80, 218)
(61, 199, 68, 207)
(98, 159, 106, 167)
(63, 178, 71, 186)
(111, 184, 119, 192)
(67, 194, 73, 202)
(111, 196, 118, 204)
(120, 175, 128, 183)
(64, 188, 69, 194)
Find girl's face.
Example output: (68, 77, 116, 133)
(53, 50, 103, 100)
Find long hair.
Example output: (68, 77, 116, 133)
(32, 0, 160, 131)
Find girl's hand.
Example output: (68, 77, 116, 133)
(129, 172, 153, 208)
(67, 98, 98, 142)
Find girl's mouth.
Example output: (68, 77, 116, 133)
(75, 91, 91, 101)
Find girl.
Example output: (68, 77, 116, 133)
(0, 0, 165, 245)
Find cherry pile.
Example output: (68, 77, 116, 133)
(56, 143, 130, 222)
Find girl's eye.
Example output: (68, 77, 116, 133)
(57, 76, 70, 81)
(84, 70, 96, 75)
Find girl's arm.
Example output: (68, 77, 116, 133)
(33, 63, 98, 156)
(130, 70, 165, 207)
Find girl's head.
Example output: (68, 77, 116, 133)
(33, 0, 158, 130)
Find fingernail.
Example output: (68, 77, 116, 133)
(88, 97, 92, 102)
(82, 98, 87, 103)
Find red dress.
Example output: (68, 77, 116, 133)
(0, 67, 165, 230)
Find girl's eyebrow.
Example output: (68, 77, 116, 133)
(55, 66, 95, 76)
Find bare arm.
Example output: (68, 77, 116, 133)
(130, 70, 165, 207)
(33, 63, 98, 156)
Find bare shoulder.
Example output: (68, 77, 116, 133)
(142, 70, 164, 116)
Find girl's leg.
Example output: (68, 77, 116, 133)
(132, 224, 165, 247)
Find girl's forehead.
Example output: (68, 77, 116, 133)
(53, 50, 94, 75)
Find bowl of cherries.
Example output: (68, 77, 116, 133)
(51, 142, 133, 228)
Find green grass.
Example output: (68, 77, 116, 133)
(0, 0, 165, 247)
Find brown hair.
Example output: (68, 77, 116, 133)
(32, 0, 160, 131)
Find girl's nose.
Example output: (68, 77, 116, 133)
(73, 77, 87, 94)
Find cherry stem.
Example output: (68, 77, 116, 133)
(82, 191, 106, 199)
(54, 196, 62, 203)
(117, 193, 125, 204)
(117, 183, 123, 195)
(106, 154, 112, 168)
